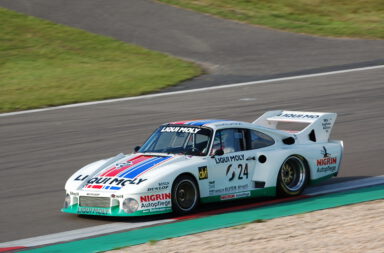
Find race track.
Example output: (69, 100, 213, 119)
(0, 0, 383, 244)
(1, 67, 383, 242)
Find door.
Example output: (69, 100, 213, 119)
(206, 128, 257, 200)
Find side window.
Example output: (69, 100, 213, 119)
(248, 130, 275, 149)
(211, 128, 246, 154)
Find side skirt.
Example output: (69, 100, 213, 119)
(200, 187, 276, 204)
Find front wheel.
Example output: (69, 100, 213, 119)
(277, 156, 308, 197)
(172, 175, 199, 214)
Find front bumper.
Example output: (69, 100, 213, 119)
(61, 192, 172, 217)
(61, 204, 171, 216)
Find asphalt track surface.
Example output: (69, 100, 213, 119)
(0, 0, 384, 244)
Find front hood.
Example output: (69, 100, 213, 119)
(66, 153, 181, 192)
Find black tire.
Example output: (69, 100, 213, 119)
(171, 175, 199, 214)
(277, 156, 308, 197)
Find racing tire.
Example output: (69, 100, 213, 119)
(171, 175, 199, 214)
(277, 156, 308, 197)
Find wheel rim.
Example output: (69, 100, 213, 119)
(280, 156, 306, 192)
(175, 179, 197, 211)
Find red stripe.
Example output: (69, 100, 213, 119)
(101, 155, 150, 177)
(175, 195, 310, 220)
(170, 121, 188, 125)
(99, 155, 139, 177)
(0, 247, 27, 252)
(169, 119, 201, 125)
(92, 185, 103, 189)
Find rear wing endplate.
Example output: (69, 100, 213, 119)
(253, 110, 337, 143)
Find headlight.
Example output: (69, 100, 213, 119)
(122, 198, 139, 213)
(63, 194, 71, 208)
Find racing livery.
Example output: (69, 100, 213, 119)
(62, 110, 343, 216)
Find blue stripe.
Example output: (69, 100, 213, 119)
(122, 156, 171, 179)
(118, 157, 158, 178)
(186, 119, 228, 126)
(110, 186, 121, 190)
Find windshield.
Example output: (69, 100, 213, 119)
(139, 125, 213, 156)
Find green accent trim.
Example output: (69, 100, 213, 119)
(30, 185, 384, 253)
(310, 173, 337, 185)
(201, 187, 276, 203)
(61, 204, 171, 217)
(251, 187, 276, 198)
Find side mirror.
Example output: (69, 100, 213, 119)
(211, 149, 224, 158)
(134, 146, 141, 152)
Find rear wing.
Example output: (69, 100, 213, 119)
(253, 110, 337, 143)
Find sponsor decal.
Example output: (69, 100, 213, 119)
(141, 207, 172, 214)
(209, 184, 249, 196)
(220, 194, 235, 200)
(236, 191, 251, 198)
(147, 182, 170, 192)
(215, 154, 244, 164)
(220, 191, 250, 200)
(141, 201, 171, 209)
(78, 207, 110, 215)
(317, 157, 337, 166)
(140, 193, 171, 210)
(278, 113, 320, 119)
(317, 146, 337, 173)
(322, 118, 332, 133)
(140, 193, 171, 202)
(208, 181, 215, 190)
(75, 175, 89, 181)
(160, 126, 201, 134)
(115, 161, 133, 168)
(237, 183, 249, 191)
(198, 166, 208, 180)
(84, 177, 148, 190)
(210, 188, 224, 196)
(317, 166, 337, 173)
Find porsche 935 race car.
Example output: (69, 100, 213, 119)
(62, 110, 343, 216)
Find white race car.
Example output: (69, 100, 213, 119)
(62, 110, 343, 216)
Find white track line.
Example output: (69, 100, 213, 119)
(0, 219, 175, 248)
(304, 175, 384, 196)
(1, 65, 384, 118)
(0, 176, 383, 248)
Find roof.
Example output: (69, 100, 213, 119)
(168, 119, 230, 126)
(167, 119, 254, 129)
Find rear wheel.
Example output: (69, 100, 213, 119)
(172, 175, 199, 214)
(277, 156, 308, 196)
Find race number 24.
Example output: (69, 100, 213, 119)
(226, 163, 249, 181)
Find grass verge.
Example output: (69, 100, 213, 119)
(159, 0, 384, 39)
(0, 7, 202, 113)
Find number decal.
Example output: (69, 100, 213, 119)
(226, 163, 249, 181)
(243, 163, 249, 178)
(238, 164, 243, 180)
(226, 164, 235, 181)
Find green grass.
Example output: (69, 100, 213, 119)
(0, 8, 202, 113)
(159, 0, 384, 39)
